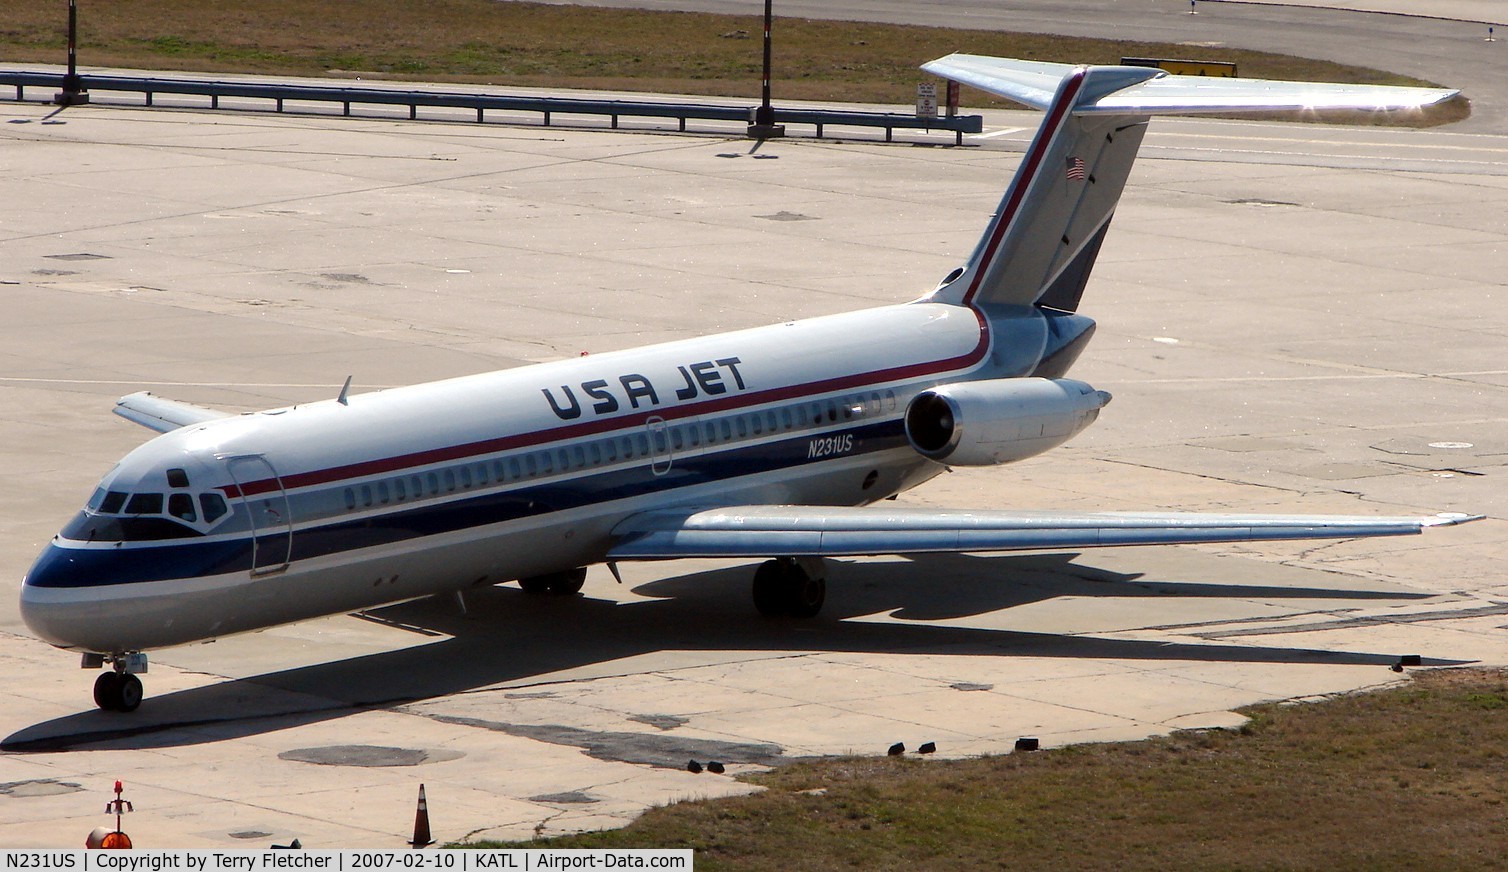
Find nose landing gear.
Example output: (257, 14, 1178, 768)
(93, 671, 144, 712)
(84, 652, 148, 712)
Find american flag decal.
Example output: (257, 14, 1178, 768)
(1066, 156, 1087, 180)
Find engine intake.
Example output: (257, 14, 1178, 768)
(904, 378, 1111, 466)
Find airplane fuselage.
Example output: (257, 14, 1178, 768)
(21, 301, 1095, 654)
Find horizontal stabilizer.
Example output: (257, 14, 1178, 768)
(921, 54, 1458, 312)
(610, 506, 1480, 559)
(114, 391, 234, 433)
(921, 54, 1459, 115)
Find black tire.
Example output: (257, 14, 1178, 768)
(752, 559, 826, 618)
(547, 567, 587, 596)
(117, 674, 144, 713)
(93, 671, 123, 711)
(787, 574, 826, 619)
(520, 567, 587, 596)
(752, 560, 787, 617)
(518, 575, 552, 594)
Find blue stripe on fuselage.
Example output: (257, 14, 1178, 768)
(28, 420, 908, 589)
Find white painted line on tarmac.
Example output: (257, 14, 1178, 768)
(971, 127, 1027, 139)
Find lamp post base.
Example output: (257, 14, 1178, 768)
(53, 90, 90, 106)
(746, 123, 786, 139)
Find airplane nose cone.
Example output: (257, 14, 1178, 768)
(21, 542, 100, 650)
(22, 543, 75, 645)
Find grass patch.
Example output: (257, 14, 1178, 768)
(468, 668, 1508, 870)
(0, 1, 1465, 125)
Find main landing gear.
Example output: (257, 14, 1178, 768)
(518, 566, 588, 596)
(514, 561, 829, 618)
(85, 652, 148, 712)
(752, 557, 827, 618)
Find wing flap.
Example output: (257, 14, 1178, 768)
(114, 391, 235, 433)
(610, 506, 1479, 559)
(921, 54, 1459, 115)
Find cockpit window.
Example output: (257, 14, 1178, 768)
(125, 493, 164, 515)
(167, 468, 190, 488)
(81, 484, 230, 534)
(62, 512, 198, 542)
(200, 493, 228, 523)
(168, 493, 197, 522)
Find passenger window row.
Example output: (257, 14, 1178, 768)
(338, 389, 899, 512)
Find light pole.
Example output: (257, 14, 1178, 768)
(747, 0, 784, 138)
(55, 0, 90, 105)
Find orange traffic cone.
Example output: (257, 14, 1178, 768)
(409, 784, 434, 848)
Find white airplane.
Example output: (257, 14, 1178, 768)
(21, 56, 1478, 713)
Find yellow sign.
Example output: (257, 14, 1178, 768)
(1120, 57, 1237, 77)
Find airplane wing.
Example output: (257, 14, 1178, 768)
(608, 506, 1480, 559)
(920, 53, 1460, 114)
(114, 391, 235, 433)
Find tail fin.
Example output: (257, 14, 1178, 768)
(921, 55, 1458, 310)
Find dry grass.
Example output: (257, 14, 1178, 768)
(0, 1, 1466, 124)
(469, 668, 1508, 870)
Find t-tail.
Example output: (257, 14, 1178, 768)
(921, 55, 1458, 313)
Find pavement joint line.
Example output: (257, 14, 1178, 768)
(438, 651, 829, 699)
(1153, 129, 1508, 154)
(1096, 456, 1303, 496)
(986, 686, 1174, 726)
(1193, 602, 1508, 638)
(1142, 144, 1508, 173)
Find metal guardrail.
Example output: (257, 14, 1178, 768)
(0, 71, 984, 143)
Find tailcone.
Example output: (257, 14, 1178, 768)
(1030, 312, 1097, 379)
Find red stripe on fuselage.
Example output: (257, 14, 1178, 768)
(226, 308, 991, 498)
(961, 69, 1086, 307)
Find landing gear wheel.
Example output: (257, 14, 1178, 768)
(786, 572, 826, 619)
(117, 674, 143, 712)
(93, 671, 122, 711)
(547, 567, 588, 596)
(518, 567, 587, 596)
(752, 559, 826, 618)
(93, 672, 143, 712)
(752, 560, 787, 616)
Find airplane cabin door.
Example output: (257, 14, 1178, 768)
(646, 416, 673, 476)
(225, 454, 293, 576)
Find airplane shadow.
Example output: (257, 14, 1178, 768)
(3, 553, 1450, 753)
(634, 552, 1430, 622)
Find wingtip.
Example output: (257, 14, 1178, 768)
(1424, 512, 1486, 527)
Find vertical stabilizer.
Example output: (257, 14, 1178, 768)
(927, 65, 1159, 309)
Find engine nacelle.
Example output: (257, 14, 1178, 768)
(904, 378, 1111, 466)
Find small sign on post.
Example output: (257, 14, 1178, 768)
(916, 82, 938, 119)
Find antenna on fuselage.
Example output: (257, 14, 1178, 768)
(337, 375, 353, 406)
